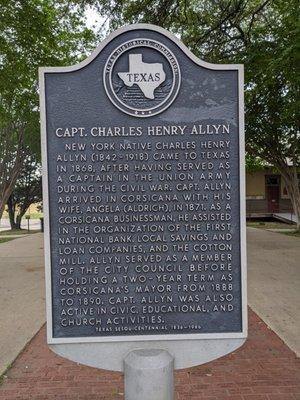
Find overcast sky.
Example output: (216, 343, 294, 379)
(85, 6, 108, 33)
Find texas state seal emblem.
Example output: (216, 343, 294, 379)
(103, 39, 181, 117)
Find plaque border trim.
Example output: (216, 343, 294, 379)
(39, 23, 247, 345)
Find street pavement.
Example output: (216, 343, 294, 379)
(0, 219, 41, 232)
(0, 228, 299, 376)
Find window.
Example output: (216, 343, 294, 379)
(266, 176, 280, 186)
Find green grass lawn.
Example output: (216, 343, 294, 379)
(0, 237, 16, 244)
(25, 213, 43, 219)
(0, 229, 41, 236)
(247, 221, 295, 230)
(247, 220, 299, 237)
(283, 230, 300, 238)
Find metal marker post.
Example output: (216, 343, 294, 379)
(124, 349, 174, 400)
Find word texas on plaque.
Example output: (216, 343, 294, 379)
(40, 24, 247, 347)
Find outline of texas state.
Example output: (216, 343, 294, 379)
(118, 54, 166, 99)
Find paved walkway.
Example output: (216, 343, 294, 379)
(0, 310, 299, 400)
(0, 228, 299, 398)
(247, 228, 300, 356)
(0, 234, 45, 375)
(274, 212, 298, 224)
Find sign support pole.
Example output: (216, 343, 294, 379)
(124, 349, 174, 400)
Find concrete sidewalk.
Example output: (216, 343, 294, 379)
(247, 227, 300, 356)
(0, 234, 45, 375)
(0, 228, 299, 377)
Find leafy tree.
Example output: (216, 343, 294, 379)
(0, 0, 96, 219)
(79, 0, 300, 228)
(7, 156, 42, 230)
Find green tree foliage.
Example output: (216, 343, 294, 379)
(80, 0, 300, 226)
(0, 0, 96, 218)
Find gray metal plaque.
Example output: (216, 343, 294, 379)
(40, 24, 247, 347)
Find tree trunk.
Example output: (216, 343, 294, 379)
(0, 126, 25, 220)
(0, 163, 23, 220)
(7, 197, 18, 230)
(278, 165, 300, 231)
(15, 214, 23, 230)
(16, 205, 30, 230)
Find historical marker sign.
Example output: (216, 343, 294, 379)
(40, 24, 247, 354)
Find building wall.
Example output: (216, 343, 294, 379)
(246, 170, 293, 215)
(246, 171, 265, 198)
